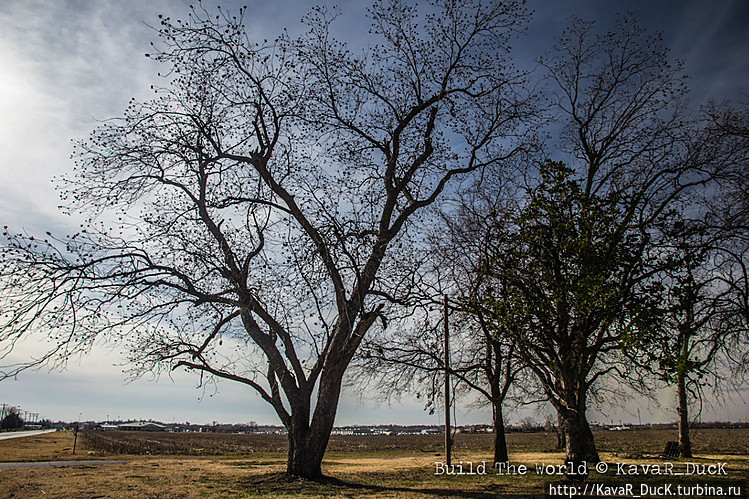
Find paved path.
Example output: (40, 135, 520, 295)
(0, 429, 58, 441)
(0, 460, 127, 469)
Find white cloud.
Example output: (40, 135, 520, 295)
(0, 0, 178, 237)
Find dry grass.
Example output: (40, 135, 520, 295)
(0, 451, 551, 498)
(1, 430, 748, 498)
(594, 428, 749, 457)
(0, 431, 98, 462)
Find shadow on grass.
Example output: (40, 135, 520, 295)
(236, 471, 546, 498)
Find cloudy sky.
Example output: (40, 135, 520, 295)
(1, 0, 748, 426)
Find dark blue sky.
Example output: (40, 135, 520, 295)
(523, 0, 749, 104)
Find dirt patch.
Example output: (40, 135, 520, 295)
(77, 429, 562, 457)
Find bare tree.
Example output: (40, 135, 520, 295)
(358, 303, 527, 464)
(356, 189, 536, 464)
(0, 1, 531, 478)
(355, 284, 529, 463)
(652, 226, 742, 458)
(705, 103, 749, 331)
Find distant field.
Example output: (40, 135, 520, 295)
(1, 429, 748, 498)
(79, 430, 505, 456)
(78, 427, 749, 456)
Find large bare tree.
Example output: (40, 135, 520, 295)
(0, 1, 531, 478)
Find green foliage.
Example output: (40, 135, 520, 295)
(646, 223, 727, 387)
(479, 160, 660, 354)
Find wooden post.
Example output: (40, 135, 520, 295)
(444, 293, 451, 466)
(73, 423, 78, 454)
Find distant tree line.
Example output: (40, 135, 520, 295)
(1, 406, 24, 430)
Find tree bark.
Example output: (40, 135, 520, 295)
(560, 406, 599, 476)
(676, 369, 692, 458)
(492, 400, 509, 464)
(287, 426, 327, 478)
(285, 346, 350, 478)
(286, 399, 337, 478)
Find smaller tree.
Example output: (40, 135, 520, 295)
(358, 297, 530, 464)
(356, 182, 536, 465)
(646, 221, 747, 458)
(651, 101, 749, 457)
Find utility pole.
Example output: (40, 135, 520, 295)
(444, 293, 451, 466)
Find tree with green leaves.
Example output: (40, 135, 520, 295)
(0, 1, 531, 478)
(493, 14, 745, 471)
(479, 160, 664, 469)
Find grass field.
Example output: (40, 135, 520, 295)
(0, 429, 747, 498)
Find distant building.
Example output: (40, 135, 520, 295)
(331, 426, 392, 436)
(118, 421, 166, 432)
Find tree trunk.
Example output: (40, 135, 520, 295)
(676, 369, 692, 458)
(285, 357, 347, 478)
(287, 426, 329, 478)
(492, 399, 509, 464)
(560, 406, 599, 476)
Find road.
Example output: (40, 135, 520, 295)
(0, 459, 127, 469)
(0, 429, 58, 441)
